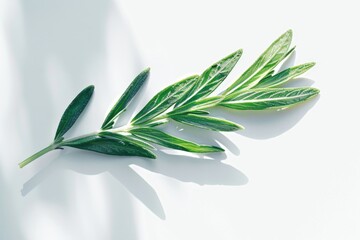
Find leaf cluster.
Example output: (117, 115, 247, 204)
(20, 30, 319, 168)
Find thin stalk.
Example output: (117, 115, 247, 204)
(19, 144, 57, 168)
(19, 132, 98, 168)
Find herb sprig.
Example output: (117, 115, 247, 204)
(19, 30, 319, 168)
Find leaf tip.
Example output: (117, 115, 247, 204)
(313, 88, 320, 95)
(87, 85, 95, 92)
(143, 67, 151, 74)
(149, 154, 157, 159)
(237, 124, 245, 130)
(280, 29, 293, 43)
(308, 62, 316, 68)
(286, 29, 293, 36)
(217, 147, 225, 152)
(305, 87, 320, 98)
(208, 146, 225, 152)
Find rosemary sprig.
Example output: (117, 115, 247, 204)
(19, 30, 319, 168)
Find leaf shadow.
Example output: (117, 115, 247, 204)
(279, 50, 296, 71)
(21, 139, 248, 220)
(0, 174, 26, 240)
(210, 48, 319, 139)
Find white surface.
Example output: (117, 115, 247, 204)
(1, 0, 359, 239)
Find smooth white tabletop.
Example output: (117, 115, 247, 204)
(1, 0, 359, 239)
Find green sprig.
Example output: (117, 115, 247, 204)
(19, 30, 319, 168)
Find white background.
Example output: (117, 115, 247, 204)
(1, 0, 359, 239)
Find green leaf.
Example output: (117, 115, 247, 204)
(255, 62, 315, 88)
(187, 110, 210, 115)
(101, 68, 150, 130)
(130, 127, 224, 153)
(131, 75, 198, 125)
(175, 49, 242, 107)
(170, 96, 223, 115)
(221, 87, 319, 110)
(171, 114, 244, 131)
(98, 131, 155, 150)
(20, 30, 321, 169)
(62, 135, 156, 159)
(225, 30, 293, 94)
(54, 85, 94, 141)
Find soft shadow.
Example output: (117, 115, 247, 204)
(7, 0, 111, 142)
(0, 174, 25, 239)
(22, 147, 248, 219)
(279, 50, 296, 71)
(8, 0, 142, 239)
(283, 77, 315, 88)
(146, 152, 247, 186)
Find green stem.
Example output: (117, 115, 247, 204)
(19, 144, 57, 168)
(19, 100, 217, 169)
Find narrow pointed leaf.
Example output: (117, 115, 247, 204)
(175, 49, 242, 107)
(131, 75, 198, 125)
(254, 46, 296, 87)
(99, 131, 155, 150)
(255, 62, 315, 88)
(187, 110, 210, 115)
(130, 128, 224, 153)
(54, 85, 94, 140)
(169, 96, 223, 115)
(62, 135, 156, 158)
(171, 114, 244, 131)
(225, 30, 293, 94)
(101, 68, 150, 130)
(221, 87, 319, 110)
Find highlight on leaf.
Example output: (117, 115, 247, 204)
(62, 135, 156, 159)
(101, 68, 150, 130)
(54, 85, 94, 141)
(225, 30, 293, 94)
(220, 87, 319, 110)
(19, 30, 319, 169)
(170, 114, 244, 131)
(130, 127, 224, 153)
(131, 75, 198, 125)
(255, 62, 315, 88)
(98, 131, 155, 151)
(175, 49, 243, 107)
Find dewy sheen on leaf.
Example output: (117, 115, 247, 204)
(19, 30, 320, 168)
